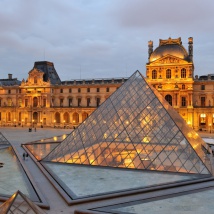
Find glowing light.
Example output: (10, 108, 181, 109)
(142, 136, 150, 143)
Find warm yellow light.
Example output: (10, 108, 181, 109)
(22, 119, 24, 122)
(104, 133, 107, 139)
(209, 123, 212, 127)
(40, 119, 42, 122)
(142, 136, 150, 143)
(125, 121, 129, 124)
(73, 120, 75, 123)
(53, 136, 57, 141)
(54, 120, 56, 123)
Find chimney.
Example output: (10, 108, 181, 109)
(8, 74, 12, 79)
(148, 40, 153, 61)
(188, 37, 193, 61)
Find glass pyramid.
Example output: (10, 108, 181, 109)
(0, 190, 46, 214)
(43, 71, 212, 175)
(0, 132, 10, 149)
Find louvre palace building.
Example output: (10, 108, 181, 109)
(0, 37, 212, 131)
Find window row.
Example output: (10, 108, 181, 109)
(59, 87, 110, 93)
(152, 68, 187, 79)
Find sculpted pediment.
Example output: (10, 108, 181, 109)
(150, 54, 189, 65)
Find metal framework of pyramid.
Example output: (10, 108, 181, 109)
(0, 190, 46, 214)
(43, 71, 212, 175)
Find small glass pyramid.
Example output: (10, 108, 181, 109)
(43, 71, 212, 175)
(0, 190, 46, 214)
(0, 132, 10, 148)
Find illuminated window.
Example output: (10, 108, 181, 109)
(55, 112, 60, 123)
(201, 97, 206, 107)
(200, 113, 206, 125)
(165, 95, 172, 106)
(82, 112, 88, 121)
(166, 69, 171, 79)
(181, 68, 186, 78)
(63, 112, 69, 123)
(73, 112, 79, 124)
(152, 70, 157, 79)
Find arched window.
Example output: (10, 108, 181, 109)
(63, 112, 69, 123)
(33, 97, 38, 107)
(152, 70, 157, 79)
(166, 69, 171, 79)
(33, 112, 38, 123)
(55, 112, 60, 123)
(82, 112, 88, 121)
(73, 112, 79, 124)
(181, 68, 186, 78)
(165, 95, 172, 106)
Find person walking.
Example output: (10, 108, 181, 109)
(26, 153, 28, 160)
(23, 153, 26, 160)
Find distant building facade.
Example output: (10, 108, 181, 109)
(0, 37, 213, 131)
(0, 61, 126, 128)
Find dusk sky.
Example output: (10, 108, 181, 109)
(0, 0, 214, 81)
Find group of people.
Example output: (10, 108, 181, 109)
(23, 153, 29, 160)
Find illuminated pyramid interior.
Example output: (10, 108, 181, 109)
(0, 190, 46, 214)
(43, 71, 211, 175)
